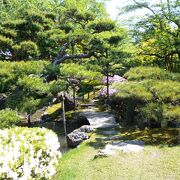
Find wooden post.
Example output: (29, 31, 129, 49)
(62, 92, 67, 144)
(73, 86, 76, 111)
(106, 67, 109, 105)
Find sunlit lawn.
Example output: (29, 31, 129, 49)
(54, 128, 180, 180)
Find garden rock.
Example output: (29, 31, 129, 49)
(67, 131, 88, 147)
(67, 125, 93, 147)
(79, 125, 94, 133)
(97, 140, 144, 157)
(102, 130, 119, 135)
(103, 135, 123, 141)
(80, 111, 118, 129)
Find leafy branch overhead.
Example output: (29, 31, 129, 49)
(0, 0, 124, 63)
(121, 0, 180, 70)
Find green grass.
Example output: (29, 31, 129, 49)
(46, 103, 62, 115)
(54, 128, 180, 180)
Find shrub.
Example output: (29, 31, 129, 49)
(147, 80, 180, 103)
(124, 66, 180, 81)
(0, 61, 49, 92)
(0, 109, 21, 129)
(136, 103, 163, 128)
(13, 41, 39, 60)
(18, 76, 49, 95)
(163, 105, 180, 121)
(112, 82, 153, 102)
(0, 127, 61, 179)
(108, 67, 180, 127)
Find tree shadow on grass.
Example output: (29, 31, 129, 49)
(121, 128, 179, 146)
(87, 127, 180, 150)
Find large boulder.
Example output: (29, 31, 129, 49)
(78, 116, 90, 126)
(79, 125, 93, 133)
(67, 125, 93, 147)
(67, 131, 88, 147)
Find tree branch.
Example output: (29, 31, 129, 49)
(52, 52, 92, 65)
(133, 0, 157, 16)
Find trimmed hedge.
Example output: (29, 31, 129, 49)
(108, 66, 180, 128)
(0, 127, 61, 179)
(0, 109, 21, 129)
(124, 66, 180, 82)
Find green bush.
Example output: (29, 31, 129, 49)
(0, 68, 15, 92)
(110, 82, 152, 125)
(0, 127, 61, 179)
(147, 80, 180, 103)
(124, 66, 180, 81)
(0, 61, 49, 92)
(136, 103, 163, 128)
(13, 41, 39, 60)
(17, 76, 49, 95)
(112, 81, 153, 102)
(109, 66, 180, 127)
(163, 105, 180, 121)
(0, 109, 21, 129)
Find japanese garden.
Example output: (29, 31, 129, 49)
(0, 0, 180, 179)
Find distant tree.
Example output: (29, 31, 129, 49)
(121, 0, 180, 71)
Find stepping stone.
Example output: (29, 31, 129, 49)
(96, 140, 145, 157)
(102, 130, 119, 135)
(80, 111, 118, 129)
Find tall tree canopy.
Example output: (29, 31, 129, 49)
(121, 0, 180, 71)
(1, 0, 126, 63)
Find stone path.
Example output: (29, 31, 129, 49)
(79, 103, 145, 156)
(97, 140, 145, 157)
(80, 110, 118, 129)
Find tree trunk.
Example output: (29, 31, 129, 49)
(62, 92, 67, 144)
(106, 66, 109, 105)
(73, 87, 76, 111)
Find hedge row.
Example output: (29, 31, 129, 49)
(109, 66, 180, 128)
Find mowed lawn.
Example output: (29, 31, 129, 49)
(54, 128, 180, 180)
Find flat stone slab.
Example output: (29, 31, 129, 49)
(103, 135, 123, 141)
(80, 111, 118, 129)
(97, 140, 144, 157)
(102, 130, 119, 135)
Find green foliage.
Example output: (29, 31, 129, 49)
(0, 61, 58, 115)
(0, 60, 49, 92)
(124, 66, 180, 81)
(147, 80, 180, 103)
(48, 79, 68, 95)
(13, 41, 39, 60)
(0, 109, 21, 129)
(6, 92, 52, 114)
(0, 0, 126, 61)
(89, 19, 115, 33)
(0, 34, 13, 46)
(18, 76, 49, 95)
(43, 64, 61, 77)
(136, 103, 163, 124)
(163, 105, 180, 122)
(109, 66, 180, 127)
(112, 81, 152, 102)
(121, 0, 180, 71)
